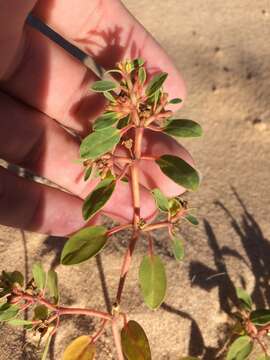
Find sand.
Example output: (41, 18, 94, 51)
(1, 0, 270, 359)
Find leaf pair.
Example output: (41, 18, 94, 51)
(32, 263, 59, 304)
(62, 320, 152, 360)
(226, 336, 253, 360)
(151, 188, 199, 223)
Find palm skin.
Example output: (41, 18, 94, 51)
(0, 0, 191, 235)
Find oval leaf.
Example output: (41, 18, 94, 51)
(151, 188, 169, 212)
(62, 335, 96, 360)
(117, 115, 130, 129)
(163, 119, 202, 138)
(250, 309, 270, 325)
(61, 226, 108, 266)
(34, 305, 48, 321)
(91, 80, 118, 92)
(47, 269, 59, 304)
(257, 355, 270, 360)
(226, 336, 253, 360)
(146, 72, 168, 97)
(121, 320, 151, 360)
(10, 271, 24, 287)
(169, 98, 182, 104)
(7, 318, 34, 327)
(185, 214, 199, 226)
(236, 288, 252, 311)
(139, 255, 167, 310)
(93, 112, 119, 131)
(32, 263, 46, 290)
(82, 176, 116, 221)
(42, 333, 53, 360)
(172, 237, 185, 261)
(0, 303, 19, 321)
(84, 167, 92, 181)
(138, 67, 147, 85)
(168, 198, 182, 217)
(156, 154, 200, 191)
(80, 127, 121, 160)
(103, 91, 116, 102)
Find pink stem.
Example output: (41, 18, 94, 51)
(112, 320, 124, 360)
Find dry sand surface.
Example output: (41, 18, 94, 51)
(1, 0, 270, 359)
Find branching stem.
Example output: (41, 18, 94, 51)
(13, 289, 112, 321)
(115, 127, 143, 306)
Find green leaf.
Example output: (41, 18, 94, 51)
(103, 91, 116, 103)
(236, 288, 252, 311)
(91, 80, 118, 92)
(121, 176, 129, 183)
(138, 67, 147, 85)
(84, 167, 92, 181)
(82, 175, 116, 221)
(151, 188, 169, 212)
(62, 335, 96, 360)
(185, 214, 199, 226)
(32, 263, 46, 290)
(163, 119, 203, 138)
(172, 237, 185, 261)
(80, 127, 121, 160)
(156, 154, 200, 192)
(10, 271, 24, 287)
(139, 255, 167, 310)
(146, 73, 168, 97)
(1, 271, 24, 288)
(34, 305, 48, 321)
(132, 58, 145, 68)
(61, 226, 108, 266)
(47, 270, 59, 304)
(168, 198, 182, 217)
(250, 309, 270, 325)
(256, 355, 270, 360)
(169, 98, 182, 104)
(226, 336, 253, 360)
(7, 318, 34, 326)
(93, 112, 119, 131)
(41, 333, 53, 360)
(0, 303, 19, 321)
(117, 115, 130, 129)
(121, 320, 151, 360)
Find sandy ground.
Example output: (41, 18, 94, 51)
(1, 0, 270, 359)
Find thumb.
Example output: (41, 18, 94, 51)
(0, 0, 37, 79)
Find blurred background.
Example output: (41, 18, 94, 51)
(1, 1, 270, 359)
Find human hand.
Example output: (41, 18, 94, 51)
(0, 0, 190, 236)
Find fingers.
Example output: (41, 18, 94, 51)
(0, 91, 87, 193)
(2, 0, 186, 137)
(0, 166, 86, 236)
(0, 1, 37, 78)
(0, 91, 156, 228)
(1, 26, 102, 135)
(33, 0, 186, 103)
